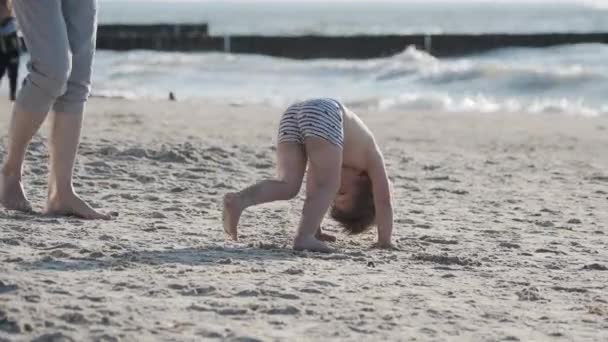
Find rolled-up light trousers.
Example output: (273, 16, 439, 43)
(13, 0, 97, 114)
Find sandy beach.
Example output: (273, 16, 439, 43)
(0, 97, 607, 341)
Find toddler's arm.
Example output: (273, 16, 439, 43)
(367, 148, 393, 248)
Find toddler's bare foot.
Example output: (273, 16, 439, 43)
(315, 229, 337, 242)
(45, 192, 110, 220)
(223, 192, 243, 241)
(0, 172, 32, 212)
(293, 235, 333, 253)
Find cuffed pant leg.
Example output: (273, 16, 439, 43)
(13, 0, 71, 114)
(52, 0, 97, 114)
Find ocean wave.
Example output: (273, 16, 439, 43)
(90, 44, 608, 117)
(375, 46, 606, 90)
(377, 93, 604, 116)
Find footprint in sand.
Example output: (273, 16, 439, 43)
(217, 308, 248, 316)
(552, 286, 587, 293)
(31, 332, 75, 342)
(423, 165, 441, 171)
(582, 263, 607, 271)
(118, 147, 148, 159)
(236, 289, 260, 297)
(0, 309, 21, 334)
(180, 286, 217, 296)
(312, 280, 339, 287)
(134, 174, 156, 184)
(265, 306, 300, 315)
(534, 248, 566, 255)
(42, 242, 80, 250)
(419, 236, 459, 245)
(93, 334, 119, 342)
(59, 312, 88, 325)
(412, 253, 481, 267)
(262, 290, 300, 300)
(120, 193, 138, 200)
(298, 288, 322, 294)
(89, 251, 105, 259)
(170, 186, 186, 193)
(0, 281, 18, 294)
(48, 250, 71, 258)
(24, 294, 40, 303)
(149, 211, 167, 219)
(78, 295, 106, 303)
(99, 235, 114, 241)
(516, 287, 543, 301)
(196, 329, 223, 339)
(283, 267, 304, 275)
(249, 161, 273, 170)
(230, 337, 263, 342)
(535, 220, 555, 228)
(499, 242, 521, 249)
(188, 304, 248, 316)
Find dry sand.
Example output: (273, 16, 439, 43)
(1, 97, 607, 341)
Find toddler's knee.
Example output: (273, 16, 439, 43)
(283, 182, 302, 200)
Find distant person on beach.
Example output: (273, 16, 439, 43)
(0, 0, 109, 219)
(223, 98, 393, 252)
(0, 0, 19, 101)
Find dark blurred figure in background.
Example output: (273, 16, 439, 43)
(0, 0, 20, 101)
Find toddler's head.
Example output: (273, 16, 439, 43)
(330, 169, 375, 234)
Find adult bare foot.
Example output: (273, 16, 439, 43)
(293, 235, 333, 253)
(223, 192, 243, 241)
(0, 172, 32, 212)
(45, 192, 110, 220)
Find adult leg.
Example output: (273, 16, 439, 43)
(45, 112, 108, 219)
(45, 0, 107, 219)
(293, 137, 342, 253)
(223, 143, 307, 240)
(1, 0, 71, 212)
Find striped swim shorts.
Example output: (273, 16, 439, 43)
(277, 98, 345, 148)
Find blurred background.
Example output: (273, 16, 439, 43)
(6, 0, 608, 115)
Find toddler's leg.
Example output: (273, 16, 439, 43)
(223, 143, 306, 240)
(293, 137, 342, 253)
(306, 171, 337, 242)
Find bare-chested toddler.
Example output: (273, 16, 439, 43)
(223, 98, 393, 252)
